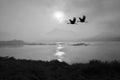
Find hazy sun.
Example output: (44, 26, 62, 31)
(53, 11, 65, 23)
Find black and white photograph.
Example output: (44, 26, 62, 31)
(0, 0, 120, 80)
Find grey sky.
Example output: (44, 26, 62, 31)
(0, 0, 120, 42)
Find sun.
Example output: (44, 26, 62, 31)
(53, 11, 66, 23)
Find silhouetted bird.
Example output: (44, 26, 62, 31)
(67, 17, 77, 24)
(78, 15, 87, 23)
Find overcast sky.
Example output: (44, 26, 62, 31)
(0, 0, 120, 42)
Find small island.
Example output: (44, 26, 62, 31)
(0, 39, 25, 46)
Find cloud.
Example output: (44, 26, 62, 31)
(0, 31, 13, 40)
(70, 0, 120, 38)
(66, 0, 120, 18)
(0, 0, 120, 41)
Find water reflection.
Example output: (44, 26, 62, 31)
(54, 42, 66, 62)
(0, 45, 24, 48)
(0, 41, 120, 63)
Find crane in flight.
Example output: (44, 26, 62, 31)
(77, 15, 87, 23)
(66, 15, 87, 25)
(67, 17, 77, 24)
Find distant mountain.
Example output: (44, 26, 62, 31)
(46, 28, 78, 41)
(47, 28, 75, 36)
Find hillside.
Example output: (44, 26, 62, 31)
(0, 56, 120, 80)
(46, 28, 78, 41)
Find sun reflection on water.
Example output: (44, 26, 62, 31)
(54, 42, 66, 62)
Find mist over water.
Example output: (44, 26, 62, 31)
(0, 41, 120, 64)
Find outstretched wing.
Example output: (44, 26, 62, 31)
(82, 15, 86, 22)
(79, 17, 82, 21)
(69, 19, 73, 23)
(72, 17, 76, 24)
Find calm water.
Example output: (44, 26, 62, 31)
(0, 41, 120, 63)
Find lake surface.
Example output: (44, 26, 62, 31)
(0, 41, 120, 64)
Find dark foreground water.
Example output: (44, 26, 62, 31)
(0, 41, 120, 64)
